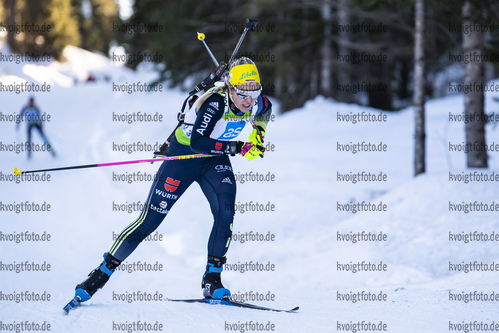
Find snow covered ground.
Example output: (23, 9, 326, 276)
(1, 45, 499, 332)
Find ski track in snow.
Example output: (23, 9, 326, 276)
(1, 46, 499, 332)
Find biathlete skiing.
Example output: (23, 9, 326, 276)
(16, 97, 56, 159)
(70, 56, 272, 305)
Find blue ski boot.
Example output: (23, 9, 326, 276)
(75, 252, 121, 302)
(202, 255, 230, 299)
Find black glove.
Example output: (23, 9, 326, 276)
(225, 141, 244, 156)
(154, 142, 169, 156)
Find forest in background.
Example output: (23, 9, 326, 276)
(2, 0, 499, 111)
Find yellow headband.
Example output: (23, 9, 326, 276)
(229, 64, 260, 86)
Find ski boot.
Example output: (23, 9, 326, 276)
(75, 252, 121, 302)
(202, 255, 230, 299)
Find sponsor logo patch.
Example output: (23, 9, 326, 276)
(209, 102, 219, 110)
(221, 177, 233, 185)
(164, 177, 180, 192)
(215, 165, 233, 173)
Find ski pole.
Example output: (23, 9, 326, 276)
(196, 18, 258, 68)
(197, 32, 219, 66)
(227, 19, 258, 65)
(13, 154, 212, 175)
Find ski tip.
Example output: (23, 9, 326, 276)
(14, 167, 22, 176)
(289, 306, 300, 312)
(63, 296, 82, 314)
(63, 305, 71, 315)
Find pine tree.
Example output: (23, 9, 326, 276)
(462, 1, 487, 168)
(46, 0, 81, 57)
(8, 0, 80, 59)
(414, 0, 425, 176)
(83, 0, 119, 53)
(0, 0, 4, 26)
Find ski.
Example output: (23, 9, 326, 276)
(63, 296, 82, 314)
(63, 295, 298, 313)
(167, 297, 299, 313)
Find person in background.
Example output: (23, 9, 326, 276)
(16, 96, 56, 159)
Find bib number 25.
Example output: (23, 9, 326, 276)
(218, 122, 244, 140)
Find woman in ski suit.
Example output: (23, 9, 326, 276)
(73, 57, 272, 302)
